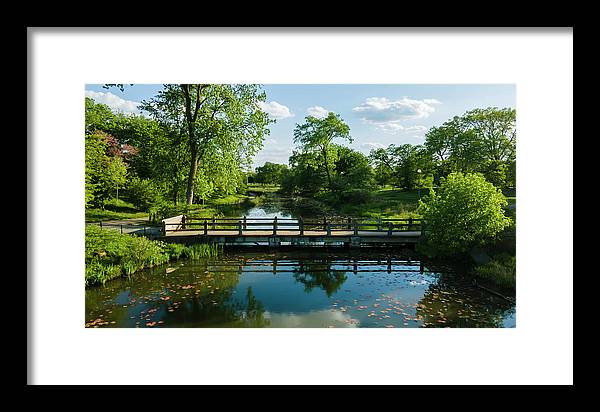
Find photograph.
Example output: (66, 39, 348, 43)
(84, 83, 517, 328)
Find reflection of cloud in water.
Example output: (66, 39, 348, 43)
(265, 309, 359, 328)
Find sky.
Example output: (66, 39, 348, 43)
(85, 84, 515, 169)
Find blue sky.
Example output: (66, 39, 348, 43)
(85, 84, 515, 169)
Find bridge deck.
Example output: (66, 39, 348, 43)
(165, 230, 422, 237)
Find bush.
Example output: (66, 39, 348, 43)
(417, 172, 512, 255)
(127, 177, 163, 212)
(475, 254, 516, 289)
(85, 225, 223, 286)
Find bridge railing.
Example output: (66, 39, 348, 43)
(163, 216, 423, 236)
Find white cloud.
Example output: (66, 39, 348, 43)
(85, 90, 142, 115)
(360, 142, 387, 151)
(352, 97, 440, 122)
(257, 101, 294, 119)
(306, 106, 330, 118)
(368, 122, 428, 136)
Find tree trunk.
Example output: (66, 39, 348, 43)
(322, 146, 332, 190)
(186, 148, 199, 205)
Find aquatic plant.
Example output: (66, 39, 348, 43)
(475, 254, 516, 289)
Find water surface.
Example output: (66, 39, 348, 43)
(85, 250, 515, 328)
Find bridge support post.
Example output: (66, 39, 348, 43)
(268, 236, 280, 248)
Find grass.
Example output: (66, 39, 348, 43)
(86, 198, 149, 222)
(334, 188, 422, 219)
(85, 225, 221, 287)
(474, 253, 516, 289)
(247, 184, 281, 195)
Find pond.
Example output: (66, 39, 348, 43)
(85, 249, 515, 328)
(86, 197, 516, 328)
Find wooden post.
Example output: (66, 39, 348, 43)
(299, 217, 304, 235)
(204, 220, 208, 235)
(273, 216, 278, 235)
(408, 217, 413, 231)
(377, 218, 382, 231)
(182, 215, 186, 230)
(353, 220, 358, 235)
(243, 215, 247, 230)
(99, 221, 103, 230)
(323, 217, 327, 231)
(347, 217, 352, 230)
(144, 226, 146, 236)
(212, 217, 216, 230)
(388, 222, 393, 237)
(161, 221, 165, 236)
(326, 223, 332, 236)
(387, 257, 392, 273)
(120, 224, 123, 234)
(238, 220, 243, 235)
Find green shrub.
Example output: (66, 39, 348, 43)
(475, 254, 516, 289)
(127, 177, 163, 212)
(85, 225, 223, 286)
(418, 172, 512, 255)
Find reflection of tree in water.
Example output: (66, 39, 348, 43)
(292, 262, 347, 297)
(86, 262, 270, 327)
(415, 275, 514, 328)
(231, 286, 269, 327)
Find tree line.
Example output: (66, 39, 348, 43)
(252, 107, 516, 199)
(85, 84, 272, 215)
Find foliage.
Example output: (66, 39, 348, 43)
(293, 112, 352, 191)
(85, 225, 222, 286)
(142, 84, 273, 205)
(85, 131, 128, 208)
(417, 172, 512, 255)
(127, 176, 164, 212)
(85, 225, 170, 286)
(424, 107, 516, 189)
(254, 162, 289, 185)
(475, 254, 516, 289)
(368, 144, 434, 190)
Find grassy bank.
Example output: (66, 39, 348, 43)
(85, 225, 221, 287)
(86, 199, 149, 222)
(474, 254, 516, 289)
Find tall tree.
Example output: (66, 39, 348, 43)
(293, 112, 351, 191)
(143, 84, 272, 205)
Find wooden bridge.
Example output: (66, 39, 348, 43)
(161, 215, 424, 248)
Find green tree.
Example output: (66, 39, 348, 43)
(368, 147, 395, 187)
(293, 112, 351, 191)
(85, 131, 129, 208)
(331, 145, 374, 191)
(424, 107, 516, 189)
(417, 172, 512, 255)
(254, 162, 289, 185)
(178, 84, 272, 205)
